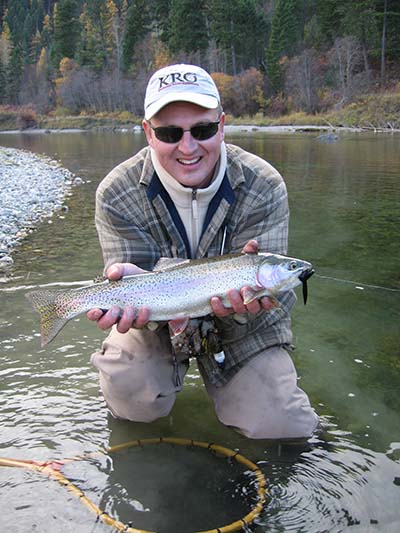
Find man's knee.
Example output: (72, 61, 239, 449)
(100, 375, 176, 423)
(206, 346, 319, 439)
(226, 405, 319, 440)
(91, 327, 185, 423)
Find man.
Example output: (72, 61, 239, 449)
(88, 64, 318, 439)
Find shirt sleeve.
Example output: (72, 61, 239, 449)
(94, 158, 162, 272)
(229, 155, 289, 255)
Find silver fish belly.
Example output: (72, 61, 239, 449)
(26, 252, 313, 347)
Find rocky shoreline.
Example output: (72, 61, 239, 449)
(0, 146, 80, 270)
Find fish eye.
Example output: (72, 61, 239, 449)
(288, 260, 298, 270)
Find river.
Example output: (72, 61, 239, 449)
(0, 129, 399, 532)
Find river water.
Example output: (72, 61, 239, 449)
(0, 129, 399, 532)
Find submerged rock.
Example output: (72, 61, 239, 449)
(316, 133, 339, 143)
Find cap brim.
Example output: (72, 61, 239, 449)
(145, 93, 219, 120)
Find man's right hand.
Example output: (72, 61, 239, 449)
(86, 263, 150, 333)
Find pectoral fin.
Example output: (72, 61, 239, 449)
(242, 287, 272, 305)
(168, 317, 190, 337)
(242, 287, 281, 309)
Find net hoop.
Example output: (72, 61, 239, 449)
(0, 436, 268, 533)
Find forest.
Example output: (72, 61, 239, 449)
(0, 0, 399, 125)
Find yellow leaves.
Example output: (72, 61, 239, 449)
(211, 72, 235, 103)
(58, 57, 78, 79)
(0, 22, 12, 64)
(154, 44, 172, 71)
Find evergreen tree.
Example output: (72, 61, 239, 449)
(5, 0, 29, 43)
(78, 1, 108, 71)
(153, 0, 170, 44)
(6, 43, 23, 102)
(52, 0, 80, 68)
(121, 0, 149, 72)
(265, 0, 302, 94)
(337, 0, 379, 78)
(167, 0, 208, 58)
(313, 0, 345, 49)
(22, 11, 35, 62)
(30, 0, 46, 34)
(384, 0, 400, 61)
(211, 0, 267, 75)
(78, 0, 123, 71)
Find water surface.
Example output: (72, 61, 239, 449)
(0, 129, 399, 532)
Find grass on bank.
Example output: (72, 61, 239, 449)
(1, 91, 400, 131)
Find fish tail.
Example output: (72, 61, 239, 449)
(25, 289, 70, 347)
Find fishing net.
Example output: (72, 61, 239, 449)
(0, 437, 267, 533)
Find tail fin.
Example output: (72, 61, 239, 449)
(25, 289, 69, 347)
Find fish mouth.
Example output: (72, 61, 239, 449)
(299, 268, 315, 304)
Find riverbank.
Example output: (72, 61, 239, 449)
(1, 89, 400, 132)
(0, 146, 80, 270)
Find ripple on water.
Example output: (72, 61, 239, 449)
(252, 431, 400, 532)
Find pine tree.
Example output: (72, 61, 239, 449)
(78, 1, 107, 71)
(121, 0, 149, 72)
(153, 0, 170, 44)
(5, 0, 29, 44)
(6, 43, 24, 103)
(210, 0, 267, 75)
(168, 0, 208, 58)
(23, 11, 35, 62)
(265, 0, 301, 94)
(52, 0, 80, 68)
(79, 0, 118, 71)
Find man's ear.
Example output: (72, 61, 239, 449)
(142, 119, 154, 146)
(219, 112, 225, 142)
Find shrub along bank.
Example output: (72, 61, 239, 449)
(1, 91, 400, 132)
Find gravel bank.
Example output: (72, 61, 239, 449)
(0, 146, 79, 270)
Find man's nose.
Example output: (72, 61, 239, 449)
(177, 130, 197, 152)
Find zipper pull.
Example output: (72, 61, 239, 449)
(192, 189, 198, 220)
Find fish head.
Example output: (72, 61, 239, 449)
(257, 253, 314, 301)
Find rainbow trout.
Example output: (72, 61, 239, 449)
(26, 252, 314, 347)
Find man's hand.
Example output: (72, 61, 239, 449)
(86, 263, 150, 333)
(210, 239, 275, 318)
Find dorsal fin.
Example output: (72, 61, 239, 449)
(153, 258, 190, 272)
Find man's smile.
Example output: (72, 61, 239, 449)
(177, 156, 202, 165)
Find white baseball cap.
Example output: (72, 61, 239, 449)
(144, 64, 220, 120)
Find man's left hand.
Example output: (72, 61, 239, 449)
(210, 239, 276, 318)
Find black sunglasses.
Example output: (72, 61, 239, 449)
(149, 120, 221, 143)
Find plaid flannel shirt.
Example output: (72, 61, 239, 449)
(95, 143, 296, 386)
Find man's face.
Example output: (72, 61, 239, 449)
(143, 101, 225, 188)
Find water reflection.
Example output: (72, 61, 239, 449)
(0, 130, 399, 532)
(255, 431, 400, 532)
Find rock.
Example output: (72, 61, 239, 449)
(0, 255, 14, 268)
(0, 146, 75, 259)
(316, 133, 339, 143)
